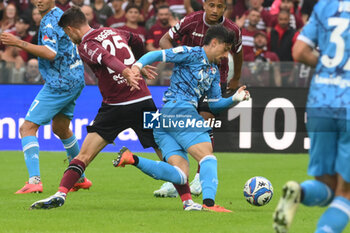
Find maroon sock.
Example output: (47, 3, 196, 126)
(173, 181, 192, 202)
(196, 164, 201, 174)
(58, 159, 86, 194)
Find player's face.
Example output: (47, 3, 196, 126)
(64, 27, 82, 44)
(203, 0, 226, 24)
(212, 41, 231, 64)
(36, 0, 55, 15)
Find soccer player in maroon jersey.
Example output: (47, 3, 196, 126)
(29, 7, 201, 211)
(155, 0, 243, 198)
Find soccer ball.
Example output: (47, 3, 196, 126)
(243, 176, 273, 206)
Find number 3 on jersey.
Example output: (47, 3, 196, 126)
(102, 35, 135, 74)
(321, 17, 350, 71)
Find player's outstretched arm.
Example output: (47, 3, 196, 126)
(132, 50, 163, 71)
(208, 85, 250, 114)
(0, 32, 56, 61)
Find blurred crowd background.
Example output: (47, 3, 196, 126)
(0, 0, 317, 87)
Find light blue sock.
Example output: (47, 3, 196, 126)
(315, 196, 350, 233)
(22, 136, 40, 178)
(61, 135, 85, 179)
(301, 180, 334, 206)
(199, 155, 218, 201)
(136, 157, 186, 184)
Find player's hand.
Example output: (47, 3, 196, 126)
(232, 85, 250, 102)
(122, 68, 142, 91)
(141, 65, 157, 80)
(0, 32, 20, 47)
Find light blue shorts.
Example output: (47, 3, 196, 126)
(307, 117, 350, 182)
(154, 100, 211, 162)
(25, 84, 84, 125)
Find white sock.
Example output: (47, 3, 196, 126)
(29, 176, 40, 184)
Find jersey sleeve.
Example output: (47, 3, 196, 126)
(40, 20, 61, 54)
(163, 46, 194, 64)
(78, 40, 127, 74)
(297, 8, 319, 48)
(232, 27, 242, 54)
(169, 15, 192, 41)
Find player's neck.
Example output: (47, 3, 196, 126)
(81, 25, 93, 40)
(203, 46, 214, 63)
(40, 4, 55, 17)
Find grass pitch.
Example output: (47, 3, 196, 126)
(0, 151, 348, 233)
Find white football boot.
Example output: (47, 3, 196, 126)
(153, 182, 178, 198)
(273, 181, 301, 233)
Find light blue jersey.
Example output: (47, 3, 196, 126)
(299, 0, 350, 119)
(38, 7, 84, 93)
(161, 46, 222, 107)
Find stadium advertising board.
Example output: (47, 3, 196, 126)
(0, 85, 308, 153)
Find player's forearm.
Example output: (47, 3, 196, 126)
(133, 50, 163, 69)
(159, 33, 174, 49)
(17, 40, 56, 61)
(233, 50, 243, 80)
(102, 53, 128, 74)
(208, 97, 235, 114)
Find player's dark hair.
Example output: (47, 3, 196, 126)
(58, 6, 87, 28)
(203, 25, 235, 46)
(125, 4, 141, 13)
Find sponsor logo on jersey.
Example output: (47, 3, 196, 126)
(192, 32, 204, 37)
(43, 35, 56, 44)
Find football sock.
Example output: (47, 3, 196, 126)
(22, 136, 40, 178)
(301, 180, 334, 206)
(136, 157, 187, 185)
(58, 158, 86, 194)
(315, 196, 350, 233)
(61, 135, 85, 179)
(199, 155, 218, 203)
(196, 165, 200, 174)
(174, 182, 192, 202)
(28, 176, 41, 184)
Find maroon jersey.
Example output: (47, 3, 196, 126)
(118, 25, 147, 44)
(78, 27, 151, 104)
(106, 15, 126, 28)
(169, 11, 242, 83)
(146, 22, 170, 48)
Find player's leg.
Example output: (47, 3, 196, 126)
(16, 120, 42, 194)
(53, 87, 91, 191)
(30, 132, 108, 209)
(16, 86, 56, 194)
(186, 139, 231, 212)
(273, 117, 337, 232)
(315, 120, 350, 233)
(52, 114, 92, 191)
